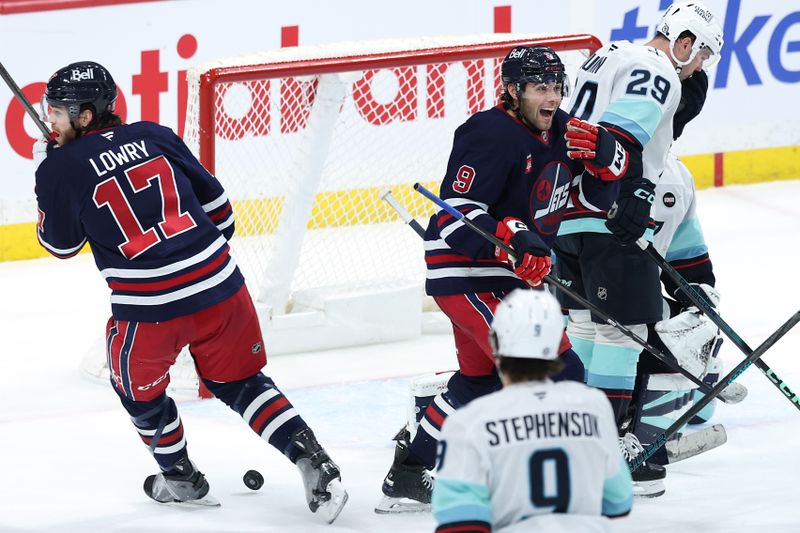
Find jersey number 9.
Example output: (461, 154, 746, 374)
(529, 448, 570, 512)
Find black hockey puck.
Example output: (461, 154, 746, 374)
(243, 469, 264, 490)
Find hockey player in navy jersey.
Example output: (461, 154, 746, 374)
(33, 61, 347, 522)
(432, 289, 633, 533)
(375, 46, 620, 514)
(554, 1, 724, 497)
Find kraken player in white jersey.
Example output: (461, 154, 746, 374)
(553, 1, 724, 497)
(432, 289, 633, 533)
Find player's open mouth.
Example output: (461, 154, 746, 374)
(540, 108, 554, 119)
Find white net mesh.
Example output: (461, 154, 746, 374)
(184, 33, 598, 315)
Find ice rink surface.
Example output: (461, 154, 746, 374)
(1, 180, 799, 532)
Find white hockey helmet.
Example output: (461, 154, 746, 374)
(658, 2, 724, 71)
(489, 289, 563, 360)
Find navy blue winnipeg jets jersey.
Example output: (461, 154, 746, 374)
(35, 121, 242, 322)
(425, 106, 617, 296)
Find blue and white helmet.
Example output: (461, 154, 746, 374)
(658, 2, 724, 71)
(489, 289, 563, 360)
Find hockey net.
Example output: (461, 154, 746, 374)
(183, 33, 600, 314)
(81, 33, 601, 397)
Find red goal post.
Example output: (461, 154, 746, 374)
(180, 33, 601, 356)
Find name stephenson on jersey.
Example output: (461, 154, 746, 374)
(35, 121, 242, 322)
(559, 41, 681, 239)
(432, 381, 633, 533)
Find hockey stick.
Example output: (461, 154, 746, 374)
(665, 424, 727, 464)
(412, 183, 744, 403)
(381, 190, 425, 238)
(637, 238, 800, 412)
(0, 62, 50, 138)
(629, 308, 800, 471)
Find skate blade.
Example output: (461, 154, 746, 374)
(633, 480, 665, 499)
(153, 493, 221, 507)
(315, 479, 348, 524)
(719, 382, 748, 404)
(374, 495, 431, 514)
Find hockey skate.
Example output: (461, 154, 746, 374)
(619, 433, 666, 498)
(143, 457, 220, 506)
(292, 427, 348, 524)
(375, 427, 433, 514)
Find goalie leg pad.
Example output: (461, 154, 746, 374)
(407, 372, 500, 469)
(204, 372, 308, 463)
(632, 373, 698, 465)
(655, 307, 718, 379)
(406, 371, 454, 440)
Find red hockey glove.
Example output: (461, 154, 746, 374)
(495, 217, 551, 287)
(565, 117, 629, 181)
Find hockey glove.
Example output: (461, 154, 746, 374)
(564, 117, 629, 181)
(33, 137, 58, 171)
(673, 70, 708, 140)
(495, 217, 551, 287)
(673, 282, 721, 311)
(605, 177, 655, 244)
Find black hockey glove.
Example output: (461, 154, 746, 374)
(672, 282, 720, 311)
(605, 178, 655, 244)
(673, 70, 708, 140)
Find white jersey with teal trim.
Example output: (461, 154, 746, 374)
(653, 152, 709, 261)
(571, 41, 681, 183)
(432, 380, 633, 533)
(558, 41, 681, 240)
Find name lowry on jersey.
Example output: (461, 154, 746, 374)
(486, 410, 600, 446)
(89, 140, 150, 177)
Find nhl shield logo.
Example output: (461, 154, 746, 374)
(251, 341, 262, 354)
(597, 286, 608, 301)
(525, 154, 533, 174)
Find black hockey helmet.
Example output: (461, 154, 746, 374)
(501, 46, 569, 97)
(45, 61, 117, 121)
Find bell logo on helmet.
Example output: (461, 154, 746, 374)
(70, 67, 95, 82)
(508, 48, 526, 59)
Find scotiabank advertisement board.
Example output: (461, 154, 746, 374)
(0, 0, 797, 240)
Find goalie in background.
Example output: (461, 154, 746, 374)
(432, 289, 633, 533)
(33, 61, 347, 522)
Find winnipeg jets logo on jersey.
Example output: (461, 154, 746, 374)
(531, 162, 572, 235)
